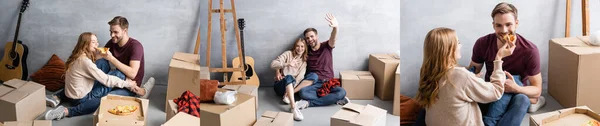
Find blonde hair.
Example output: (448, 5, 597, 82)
(65, 32, 97, 71)
(415, 27, 459, 108)
(290, 38, 308, 61)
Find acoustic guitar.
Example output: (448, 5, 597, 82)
(0, 0, 30, 83)
(230, 18, 260, 86)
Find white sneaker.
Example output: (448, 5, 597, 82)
(528, 96, 546, 113)
(291, 107, 304, 121)
(283, 96, 290, 104)
(296, 100, 310, 110)
(141, 77, 155, 99)
(45, 95, 60, 108)
(336, 97, 351, 105)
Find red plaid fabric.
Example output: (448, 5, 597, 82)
(317, 78, 341, 97)
(174, 90, 201, 118)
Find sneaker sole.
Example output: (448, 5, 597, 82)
(46, 98, 58, 108)
(44, 110, 52, 120)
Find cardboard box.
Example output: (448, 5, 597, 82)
(222, 85, 258, 110)
(162, 113, 200, 126)
(530, 106, 600, 126)
(93, 109, 99, 125)
(2, 120, 52, 126)
(340, 71, 375, 100)
(200, 90, 257, 126)
(369, 54, 400, 101)
(393, 65, 400, 116)
(166, 100, 177, 121)
(0, 79, 46, 122)
(166, 52, 210, 112)
(253, 111, 293, 126)
(96, 95, 149, 126)
(331, 103, 387, 126)
(548, 36, 600, 111)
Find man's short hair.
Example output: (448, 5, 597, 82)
(303, 28, 318, 36)
(108, 16, 129, 29)
(491, 2, 518, 20)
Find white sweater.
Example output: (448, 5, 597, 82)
(64, 55, 130, 99)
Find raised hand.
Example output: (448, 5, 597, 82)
(325, 13, 338, 28)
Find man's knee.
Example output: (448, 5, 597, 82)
(513, 94, 531, 108)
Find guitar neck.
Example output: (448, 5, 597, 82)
(12, 12, 24, 51)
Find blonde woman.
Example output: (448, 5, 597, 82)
(271, 38, 308, 121)
(44, 32, 143, 120)
(415, 27, 515, 126)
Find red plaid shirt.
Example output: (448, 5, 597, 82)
(317, 78, 341, 97)
(173, 90, 201, 118)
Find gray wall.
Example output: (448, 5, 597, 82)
(198, 0, 401, 86)
(400, 0, 600, 97)
(0, 0, 202, 85)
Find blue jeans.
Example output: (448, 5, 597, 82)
(298, 73, 346, 107)
(96, 59, 136, 97)
(482, 75, 530, 126)
(273, 75, 296, 96)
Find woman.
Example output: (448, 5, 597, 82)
(271, 38, 308, 121)
(415, 27, 515, 126)
(44, 32, 143, 120)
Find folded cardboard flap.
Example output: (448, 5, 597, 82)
(200, 92, 254, 114)
(0, 80, 39, 104)
(162, 113, 200, 126)
(261, 111, 278, 119)
(172, 52, 200, 64)
(334, 103, 387, 126)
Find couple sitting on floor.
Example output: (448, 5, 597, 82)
(43, 16, 156, 121)
(270, 14, 350, 121)
(414, 2, 546, 126)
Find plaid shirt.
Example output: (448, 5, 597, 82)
(317, 78, 341, 97)
(174, 90, 201, 118)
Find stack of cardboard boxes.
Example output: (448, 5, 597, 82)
(548, 36, 600, 111)
(0, 79, 46, 125)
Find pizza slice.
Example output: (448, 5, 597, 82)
(582, 120, 600, 126)
(97, 47, 110, 54)
(107, 105, 138, 116)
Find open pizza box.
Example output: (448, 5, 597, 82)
(96, 95, 149, 126)
(530, 106, 600, 126)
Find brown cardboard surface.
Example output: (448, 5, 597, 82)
(166, 52, 209, 112)
(368, 54, 400, 101)
(253, 111, 293, 126)
(162, 113, 200, 126)
(330, 103, 387, 126)
(3, 120, 52, 126)
(393, 65, 400, 116)
(166, 100, 177, 121)
(200, 92, 256, 126)
(0, 79, 46, 122)
(97, 95, 149, 126)
(93, 109, 99, 125)
(340, 71, 375, 100)
(548, 36, 600, 112)
(530, 106, 600, 126)
(222, 85, 259, 110)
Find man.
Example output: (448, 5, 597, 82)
(468, 2, 545, 126)
(293, 14, 350, 109)
(99, 16, 154, 98)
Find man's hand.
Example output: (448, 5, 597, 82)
(274, 71, 284, 81)
(504, 71, 520, 93)
(325, 13, 338, 28)
(100, 50, 114, 61)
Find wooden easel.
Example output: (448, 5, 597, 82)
(565, 0, 590, 37)
(204, 0, 246, 85)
